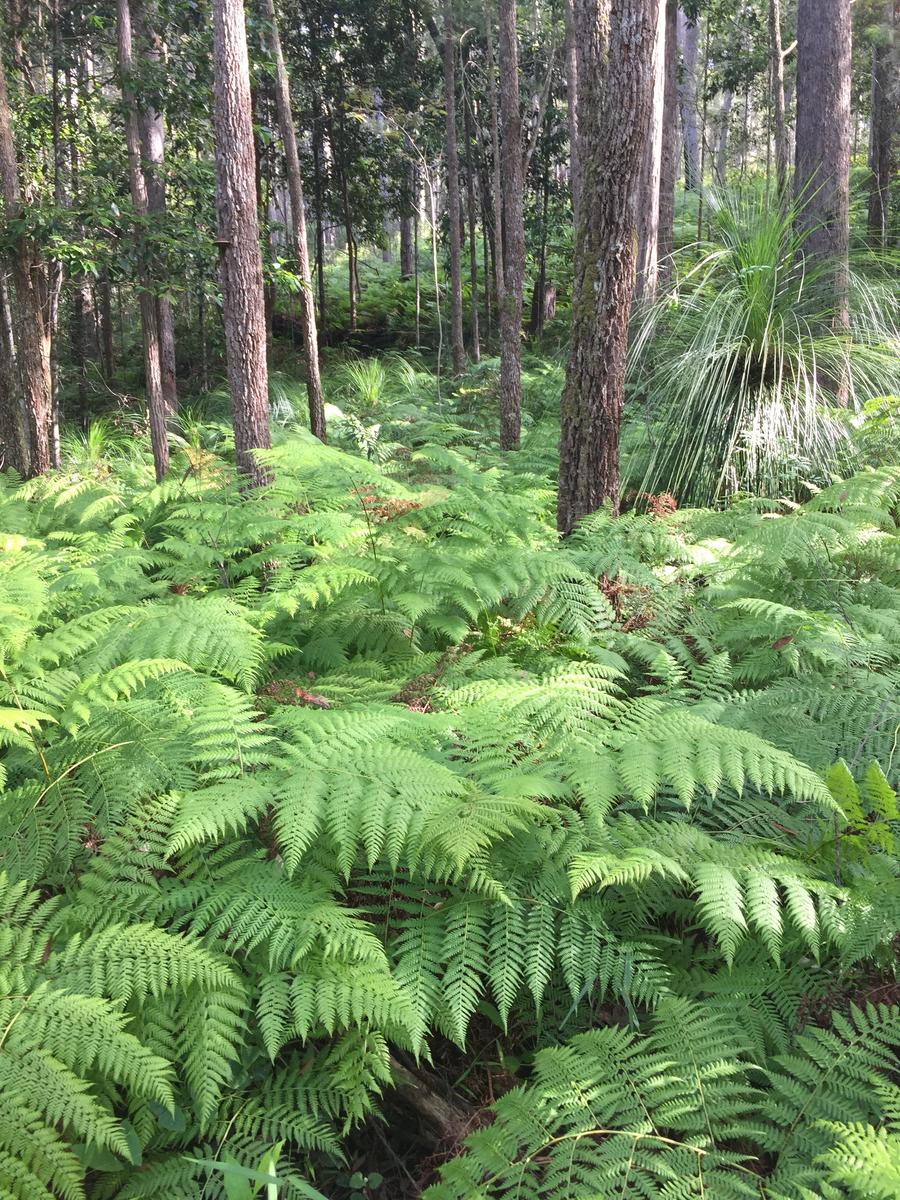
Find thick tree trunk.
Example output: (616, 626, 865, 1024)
(0, 27, 54, 475)
(133, 0, 178, 414)
(635, 0, 666, 301)
(564, 0, 581, 226)
(557, 0, 659, 534)
(443, 0, 465, 375)
(676, 7, 700, 189)
(769, 0, 789, 197)
(462, 83, 481, 363)
(794, 0, 851, 339)
(263, 0, 325, 441)
(117, 0, 169, 482)
(867, 0, 896, 243)
(658, 0, 678, 280)
(212, 0, 271, 483)
(498, 0, 525, 450)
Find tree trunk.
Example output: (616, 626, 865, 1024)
(564, 0, 581, 226)
(867, 0, 896, 243)
(263, 0, 325, 441)
(714, 89, 733, 183)
(498, 0, 525, 450)
(116, 0, 169, 482)
(133, 0, 178, 414)
(658, 0, 678, 280)
(310, 58, 327, 331)
(769, 0, 789, 197)
(676, 7, 700, 189)
(0, 270, 30, 474)
(462, 81, 481, 363)
(485, 8, 505, 316)
(400, 161, 416, 278)
(443, 0, 465, 375)
(794, 0, 851, 340)
(557, 0, 659, 534)
(212, 0, 271, 483)
(0, 25, 54, 475)
(635, 0, 666, 301)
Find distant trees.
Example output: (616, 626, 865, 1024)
(557, 0, 660, 534)
(212, 0, 271, 484)
(867, 0, 897, 244)
(498, 0, 525, 449)
(442, 0, 466, 377)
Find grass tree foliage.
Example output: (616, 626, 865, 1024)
(1, 383, 900, 1199)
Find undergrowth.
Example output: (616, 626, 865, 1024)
(1, 405, 899, 1199)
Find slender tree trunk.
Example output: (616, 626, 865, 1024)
(133, 0, 178, 413)
(400, 161, 416, 278)
(263, 0, 325, 440)
(0, 23, 54, 474)
(635, 0, 666, 300)
(310, 31, 327, 333)
(498, 0, 525, 450)
(98, 270, 115, 381)
(116, 0, 169, 481)
(769, 0, 789, 197)
(462, 81, 481, 363)
(557, 0, 659, 534)
(658, 0, 678, 280)
(564, 0, 581, 225)
(867, 0, 896, 243)
(676, 7, 700, 189)
(443, 0, 465, 375)
(212, 0, 271, 482)
(714, 89, 733, 183)
(0, 271, 30, 474)
(485, 8, 505, 314)
(794, 0, 852, 342)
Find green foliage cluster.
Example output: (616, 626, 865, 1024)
(1, 419, 899, 1198)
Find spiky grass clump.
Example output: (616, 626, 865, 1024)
(628, 187, 900, 506)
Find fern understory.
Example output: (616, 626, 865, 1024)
(2, 396, 900, 1200)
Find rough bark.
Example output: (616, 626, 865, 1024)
(0, 31, 53, 475)
(794, 0, 851, 336)
(485, 8, 505, 314)
(867, 1, 896, 243)
(133, 0, 178, 413)
(557, 0, 659, 534)
(564, 0, 581, 226)
(498, 0, 525, 450)
(442, 0, 465, 375)
(212, 0, 271, 483)
(676, 7, 700, 189)
(769, 0, 789, 197)
(263, 0, 325, 441)
(635, 0, 666, 300)
(0, 271, 30, 474)
(400, 161, 416, 278)
(462, 80, 481, 362)
(117, 0, 169, 482)
(658, 0, 678, 279)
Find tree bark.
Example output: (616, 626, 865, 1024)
(117, 0, 169, 482)
(557, 0, 659, 534)
(0, 23, 54, 475)
(212, 0, 271, 483)
(400, 161, 416, 278)
(676, 7, 700, 189)
(443, 0, 466, 375)
(564, 0, 581, 226)
(263, 0, 325, 441)
(0, 270, 30, 474)
(714, 89, 733, 183)
(867, 0, 896, 244)
(133, 0, 178, 414)
(635, 0, 666, 301)
(658, 0, 678, 280)
(498, 0, 525, 450)
(462, 78, 481, 363)
(769, 0, 789, 198)
(485, 7, 505, 317)
(794, 0, 852, 338)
